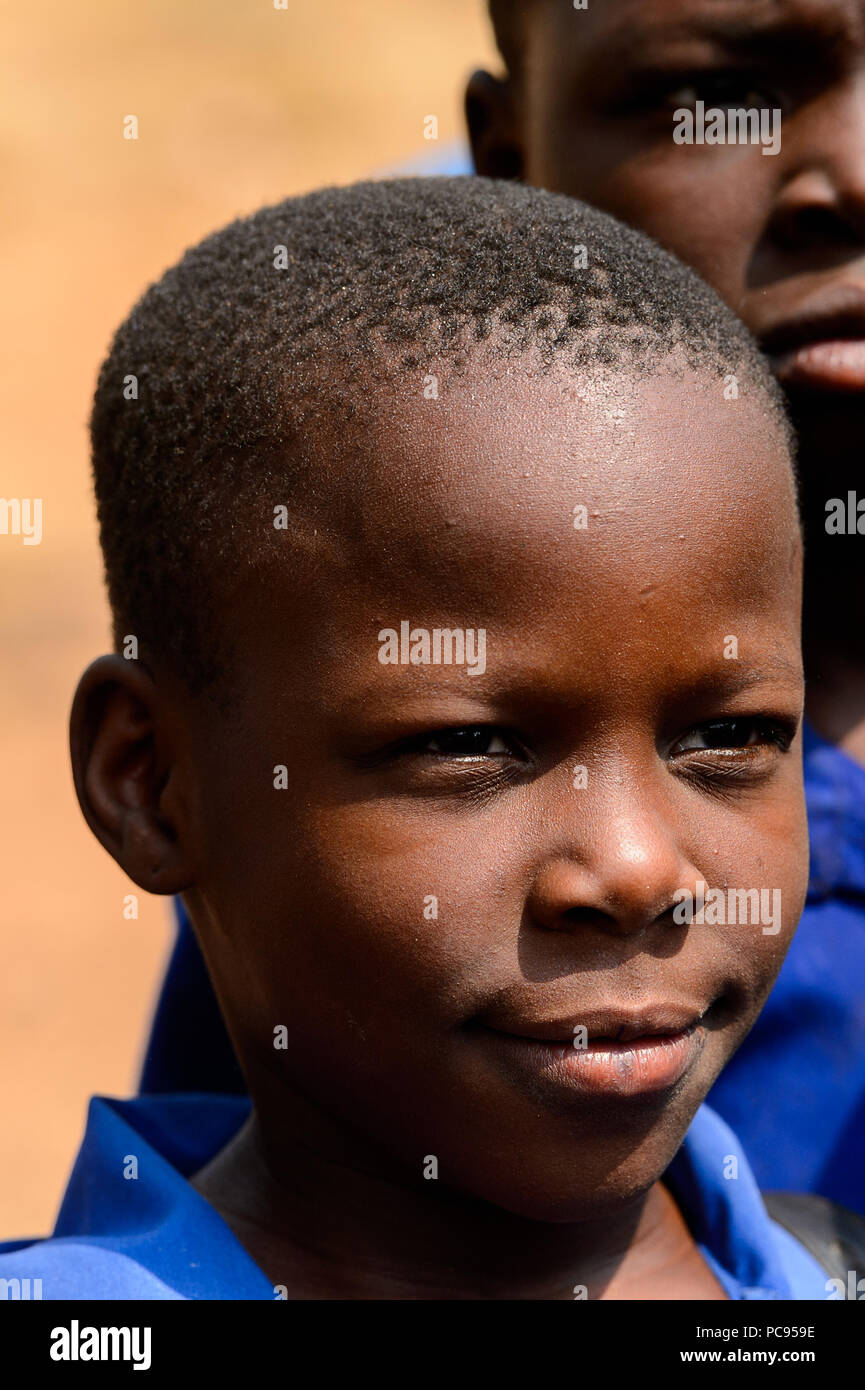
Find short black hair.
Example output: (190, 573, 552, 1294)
(91, 175, 793, 694)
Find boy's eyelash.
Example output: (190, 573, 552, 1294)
(672, 754, 783, 802)
(353, 725, 525, 772)
(668, 717, 797, 797)
(357, 726, 526, 806)
(373, 716, 795, 769)
(670, 716, 796, 756)
(395, 726, 522, 760)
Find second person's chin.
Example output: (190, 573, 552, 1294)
(787, 379, 865, 446)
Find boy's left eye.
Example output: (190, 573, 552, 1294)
(670, 718, 792, 755)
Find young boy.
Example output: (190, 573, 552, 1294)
(0, 176, 835, 1297)
(466, 0, 865, 1211)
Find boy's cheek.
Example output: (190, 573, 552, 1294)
(275, 824, 514, 1008)
(705, 832, 809, 1025)
(193, 753, 513, 1013)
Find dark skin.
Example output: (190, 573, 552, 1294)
(468, 0, 865, 763)
(70, 361, 806, 1298)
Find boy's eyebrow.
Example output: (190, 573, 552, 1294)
(596, 0, 856, 64)
(329, 656, 803, 723)
(674, 657, 804, 700)
(327, 678, 499, 724)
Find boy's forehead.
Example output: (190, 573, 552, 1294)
(216, 364, 802, 712)
(333, 364, 785, 514)
(233, 364, 802, 717)
(293, 363, 796, 609)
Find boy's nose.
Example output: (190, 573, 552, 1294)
(526, 810, 696, 939)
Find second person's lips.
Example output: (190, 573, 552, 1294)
(771, 338, 865, 391)
(760, 285, 865, 392)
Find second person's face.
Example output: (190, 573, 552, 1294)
(470, 0, 865, 489)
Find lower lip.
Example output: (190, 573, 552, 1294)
(771, 339, 865, 392)
(480, 1025, 706, 1099)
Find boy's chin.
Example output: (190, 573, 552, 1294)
(443, 1095, 705, 1226)
(462, 1150, 680, 1227)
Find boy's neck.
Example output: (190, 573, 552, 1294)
(190, 1110, 727, 1300)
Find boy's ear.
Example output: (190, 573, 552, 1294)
(69, 655, 196, 894)
(465, 69, 525, 180)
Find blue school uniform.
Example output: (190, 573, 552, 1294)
(138, 719, 865, 1214)
(0, 1095, 831, 1299)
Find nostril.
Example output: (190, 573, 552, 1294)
(658, 904, 685, 929)
(774, 204, 864, 251)
(561, 905, 618, 930)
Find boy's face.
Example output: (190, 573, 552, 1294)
(178, 361, 806, 1221)
(470, 0, 865, 479)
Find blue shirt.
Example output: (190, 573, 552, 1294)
(0, 1095, 829, 1300)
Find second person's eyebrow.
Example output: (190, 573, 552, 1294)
(594, 0, 856, 65)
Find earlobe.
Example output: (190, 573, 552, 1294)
(465, 70, 525, 180)
(69, 655, 195, 894)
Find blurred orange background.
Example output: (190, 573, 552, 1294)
(0, 0, 496, 1237)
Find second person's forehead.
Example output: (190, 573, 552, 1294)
(550, 0, 865, 50)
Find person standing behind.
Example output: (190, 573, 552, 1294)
(465, 0, 865, 1212)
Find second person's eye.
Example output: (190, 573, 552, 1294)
(660, 71, 783, 114)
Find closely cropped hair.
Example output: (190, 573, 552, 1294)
(91, 176, 793, 693)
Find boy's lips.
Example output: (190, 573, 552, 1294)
(473, 1004, 712, 1099)
(761, 286, 865, 393)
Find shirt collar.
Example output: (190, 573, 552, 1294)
(666, 1103, 796, 1299)
(55, 1093, 812, 1301)
(54, 1094, 273, 1300)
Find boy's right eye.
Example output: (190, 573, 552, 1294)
(411, 727, 513, 758)
(359, 724, 530, 800)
